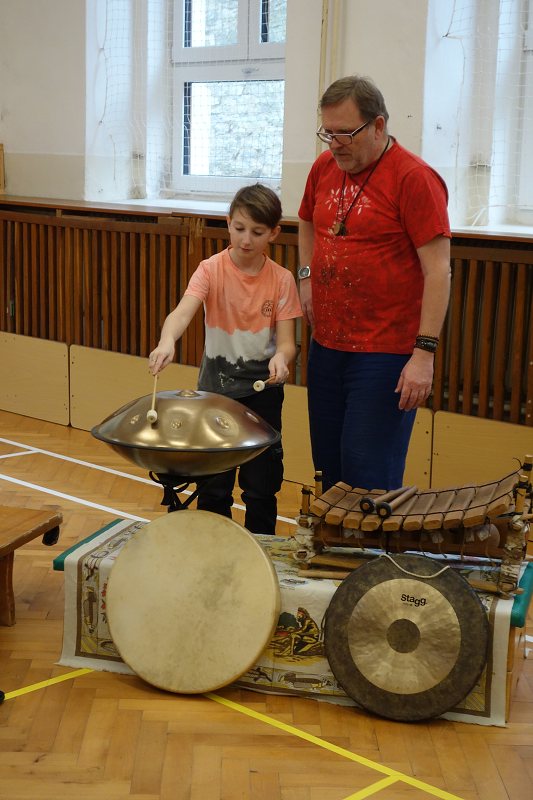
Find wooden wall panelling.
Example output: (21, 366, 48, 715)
(0, 333, 69, 425)
(445, 255, 465, 414)
(7, 220, 15, 334)
(56, 221, 65, 343)
(45, 224, 56, 341)
(461, 257, 480, 416)
(431, 410, 533, 488)
(527, 300, 533, 426)
(128, 233, 139, 355)
(61, 226, 71, 343)
(281, 384, 314, 485)
(182, 222, 196, 365)
(1, 204, 532, 426)
(477, 260, 497, 418)
(510, 262, 529, 424)
(148, 232, 159, 353)
(431, 317, 446, 413)
(15, 222, 26, 337)
(37, 224, 47, 339)
(29, 222, 39, 338)
(138, 231, 149, 355)
(190, 219, 206, 366)
(0, 221, 5, 330)
(403, 407, 433, 490)
(100, 229, 111, 350)
(492, 262, 511, 420)
(112, 228, 123, 351)
(81, 228, 91, 346)
(69, 345, 199, 432)
(90, 228, 101, 348)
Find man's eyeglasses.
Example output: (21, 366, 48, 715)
(316, 119, 372, 145)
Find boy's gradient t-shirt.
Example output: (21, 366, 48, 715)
(184, 248, 302, 398)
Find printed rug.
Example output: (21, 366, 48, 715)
(56, 519, 515, 726)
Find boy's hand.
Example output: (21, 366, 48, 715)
(148, 343, 175, 375)
(268, 353, 289, 384)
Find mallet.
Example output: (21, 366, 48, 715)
(146, 374, 159, 423)
(253, 376, 277, 392)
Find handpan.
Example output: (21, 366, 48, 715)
(91, 389, 280, 477)
(324, 553, 489, 721)
(106, 510, 280, 693)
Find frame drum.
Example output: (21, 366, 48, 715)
(324, 554, 489, 721)
(106, 510, 280, 693)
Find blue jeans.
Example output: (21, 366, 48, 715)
(307, 340, 416, 492)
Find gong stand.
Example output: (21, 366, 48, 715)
(149, 471, 220, 512)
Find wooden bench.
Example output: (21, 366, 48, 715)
(0, 505, 62, 626)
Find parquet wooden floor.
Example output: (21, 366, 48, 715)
(0, 409, 532, 800)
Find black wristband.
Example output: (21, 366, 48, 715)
(414, 335, 438, 354)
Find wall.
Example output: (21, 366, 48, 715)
(0, 0, 432, 217)
(282, 0, 431, 217)
(0, 0, 86, 198)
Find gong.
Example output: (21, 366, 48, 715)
(324, 553, 489, 721)
(106, 510, 280, 694)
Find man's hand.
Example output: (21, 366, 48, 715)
(395, 349, 435, 411)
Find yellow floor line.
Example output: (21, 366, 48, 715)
(3, 671, 466, 800)
(341, 775, 401, 798)
(208, 692, 467, 800)
(3, 668, 93, 699)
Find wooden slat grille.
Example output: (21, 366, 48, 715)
(0, 205, 531, 425)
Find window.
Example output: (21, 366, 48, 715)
(170, 0, 286, 198)
(425, 0, 533, 228)
(517, 0, 533, 219)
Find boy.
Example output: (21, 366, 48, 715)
(149, 184, 302, 534)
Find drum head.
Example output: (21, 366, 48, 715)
(324, 554, 489, 721)
(106, 510, 280, 694)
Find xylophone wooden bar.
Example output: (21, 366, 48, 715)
(305, 457, 531, 567)
(443, 486, 477, 529)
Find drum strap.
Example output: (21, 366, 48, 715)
(381, 553, 450, 579)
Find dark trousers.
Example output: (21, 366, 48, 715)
(307, 340, 416, 492)
(196, 387, 284, 534)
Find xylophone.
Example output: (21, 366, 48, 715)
(289, 455, 532, 720)
(295, 455, 532, 596)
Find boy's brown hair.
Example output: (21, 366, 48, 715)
(229, 183, 282, 229)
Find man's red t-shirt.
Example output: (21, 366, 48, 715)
(298, 141, 451, 353)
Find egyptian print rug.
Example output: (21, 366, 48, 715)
(57, 519, 513, 726)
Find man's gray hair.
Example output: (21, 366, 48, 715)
(320, 75, 389, 123)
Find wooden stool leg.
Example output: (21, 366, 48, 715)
(0, 551, 16, 626)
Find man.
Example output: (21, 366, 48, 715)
(298, 75, 451, 492)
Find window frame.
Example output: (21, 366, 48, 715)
(170, 0, 285, 198)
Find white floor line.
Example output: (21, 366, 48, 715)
(0, 435, 297, 526)
(0, 473, 148, 522)
(0, 437, 155, 484)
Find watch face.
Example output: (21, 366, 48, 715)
(298, 266, 311, 279)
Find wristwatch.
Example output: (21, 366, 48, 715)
(297, 265, 311, 279)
